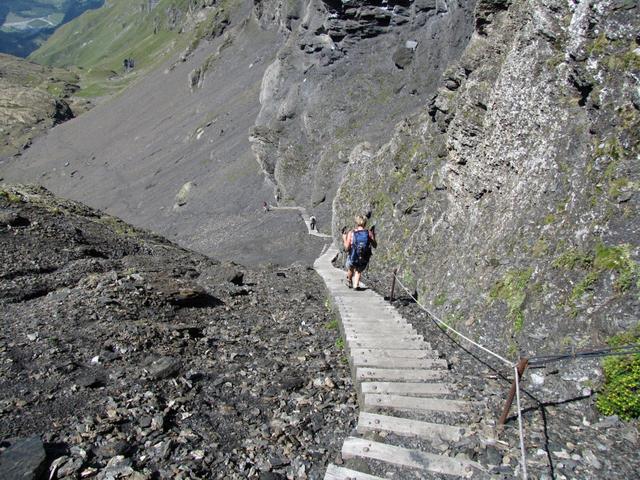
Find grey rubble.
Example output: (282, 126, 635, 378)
(0, 185, 355, 479)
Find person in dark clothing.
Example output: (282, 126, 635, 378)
(342, 214, 376, 290)
(310, 215, 316, 231)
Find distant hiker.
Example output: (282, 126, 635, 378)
(262, 201, 270, 212)
(129, 58, 135, 70)
(123, 58, 129, 72)
(309, 215, 317, 231)
(342, 214, 376, 290)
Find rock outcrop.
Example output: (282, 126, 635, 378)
(251, 0, 478, 229)
(0, 53, 78, 157)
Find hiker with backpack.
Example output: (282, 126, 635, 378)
(342, 214, 376, 290)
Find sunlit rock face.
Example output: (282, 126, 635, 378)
(334, 0, 639, 357)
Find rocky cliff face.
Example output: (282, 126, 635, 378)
(334, 0, 639, 357)
(251, 0, 478, 228)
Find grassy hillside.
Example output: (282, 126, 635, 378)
(28, 0, 231, 98)
(0, 1, 104, 57)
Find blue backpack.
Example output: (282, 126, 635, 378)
(349, 230, 371, 267)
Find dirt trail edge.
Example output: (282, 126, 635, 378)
(314, 245, 489, 479)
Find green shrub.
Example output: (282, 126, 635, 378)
(594, 243, 638, 293)
(324, 319, 339, 330)
(553, 248, 593, 270)
(433, 293, 447, 306)
(489, 268, 533, 333)
(0, 190, 23, 203)
(597, 326, 640, 420)
(570, 271, 599, 302)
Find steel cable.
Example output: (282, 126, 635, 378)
(391, 272, 528, 479)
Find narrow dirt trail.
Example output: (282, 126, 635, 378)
(269, 205, 331, 239)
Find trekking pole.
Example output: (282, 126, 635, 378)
(499, 357, 529, 425)
(389, 268, 398, 302)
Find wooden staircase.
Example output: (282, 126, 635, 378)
(315, 246, 487, 479)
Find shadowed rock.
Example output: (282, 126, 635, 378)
(0, 436, 46, 480)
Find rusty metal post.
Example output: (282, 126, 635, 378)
(499, 357, 529, 425)
(389, 268, 398, 302)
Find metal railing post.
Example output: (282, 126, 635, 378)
(389, 268, 398, 302)
(499, 357, 529, 425)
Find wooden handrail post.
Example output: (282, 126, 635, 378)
(499, 357, 529, 425)
(389, 268, 398, 302)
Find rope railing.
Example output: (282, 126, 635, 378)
(392, 275, 514, 367)
(388, 269, 640, 480)
(390, 272, 529, 480)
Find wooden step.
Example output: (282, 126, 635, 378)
(351, 348, 438, 359)
(324, 464, 385, 480)
(361, 381, 451, 396)
(341, 437, 484, 478)
(343, 327, 417, 337)
(338, 308, 393, 314)
(342, 319, 415, 333)
(356, 368, 446, 382)
(348, 338, 426, 349)
(357, 412, 463, 442)
(343, 325, 409, 332)
(354, 356, 446, 369)
(340, 309, 406, 315)
(364, 394, 471, 413)
(342, 320, 415, 334)
(340, 317, 407, 325)
(346, 333, 424, 343)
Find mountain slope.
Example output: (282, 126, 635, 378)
(0, 0, 637, 354)
(1, 4, 330, 266)
(28, 0, 228, 97)
(0, 184, 354, 478)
